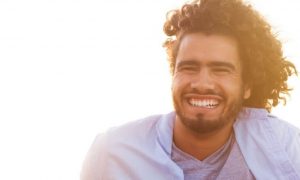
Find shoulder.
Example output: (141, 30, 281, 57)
(234, 107, 300, 177)
(235, 108, 300, 144)
(265, 113, 300, 140)
(238, 108, 300, 138)
(80, 114, 165, 179)
(235, 108, 299, 133)
(94, 113, 166, 150)
(266, 114, 300, 171)
(106, 114, 164, 142)
(81, 112, 175, 179)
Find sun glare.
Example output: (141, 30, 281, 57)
(0, 0, 299, 180)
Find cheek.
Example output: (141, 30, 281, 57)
(171, 75, 191, 99)
(220, 77, 244, 97)
(172, 74, 184, 90)
(171, 78, 180, 95)
(172, 73, 192, 88)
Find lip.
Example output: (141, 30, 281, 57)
(183, 93, 224, 112)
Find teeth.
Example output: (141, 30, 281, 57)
(190, 99, 219, 108)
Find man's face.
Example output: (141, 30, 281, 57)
(172, 33, 251, 133)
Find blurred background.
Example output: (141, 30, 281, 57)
(0, 0, 299, 179)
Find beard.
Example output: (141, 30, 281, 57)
(173, 91, 244, 134)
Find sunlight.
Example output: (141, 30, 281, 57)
(0, 0, 299, 179)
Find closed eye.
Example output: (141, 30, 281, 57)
(213, 67, 231, 73)
(176, 60, 199, 73)
(179, 65, 198, 72)
(210, 61, 236, 74)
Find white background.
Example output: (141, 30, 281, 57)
(0, 0, 299, 179)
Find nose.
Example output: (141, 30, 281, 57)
(190, 68, 215, 92)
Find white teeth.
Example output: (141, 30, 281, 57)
(190, 99, 219, 108)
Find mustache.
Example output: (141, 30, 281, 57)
(189, 88, 223, 97)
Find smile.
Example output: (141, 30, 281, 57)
(189, 98, 219, 108)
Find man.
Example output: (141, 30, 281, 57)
(81, 0, 300, 179)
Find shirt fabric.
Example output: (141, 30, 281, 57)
(216, 141, 255, 180)
(172, 134, 255, 180)
(171, 133, 234, 180)
(81, 108, 300, 180)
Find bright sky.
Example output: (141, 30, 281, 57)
(0, 0, 299, 179)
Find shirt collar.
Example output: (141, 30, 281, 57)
(156, 111, 176, 156)
(156, 108, 268, 156)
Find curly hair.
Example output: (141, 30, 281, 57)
(163, 0, 297, 111)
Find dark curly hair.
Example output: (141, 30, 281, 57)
(163, 0, 297, 111)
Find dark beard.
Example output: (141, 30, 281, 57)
(174, 96, 243, 134)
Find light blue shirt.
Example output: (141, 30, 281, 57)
(81, 108, 300, 180)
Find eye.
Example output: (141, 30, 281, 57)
(213, 67, 231, 74)
(178, 65, 198, 72)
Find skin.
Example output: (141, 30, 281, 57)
(172, 32, 251, 160)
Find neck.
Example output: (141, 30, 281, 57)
(173, 116, 234, 161)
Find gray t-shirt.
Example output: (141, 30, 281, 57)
(171, 134, 255, 180)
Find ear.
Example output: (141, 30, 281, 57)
(243, 85, 251, 100)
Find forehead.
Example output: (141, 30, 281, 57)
(176, 33, 241, 67)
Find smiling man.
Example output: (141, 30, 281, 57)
(172, 33, 251, 162)
(81, 0, 300, 179)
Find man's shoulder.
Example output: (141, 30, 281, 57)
(107, 114, 163, 138)
(100, 112, 174, 146)
(82, 112, 178, 179)
(234, 108, 300, 178)
(91, 112, 174, 164)
(234, 107, 300, 159)
(235, 107, 299, 135)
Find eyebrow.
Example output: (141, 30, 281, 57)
(176, 60, 200, 68)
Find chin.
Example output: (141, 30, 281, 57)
(179, 112, 230, 133)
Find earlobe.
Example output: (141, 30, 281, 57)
(243, 88, 251, 100)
